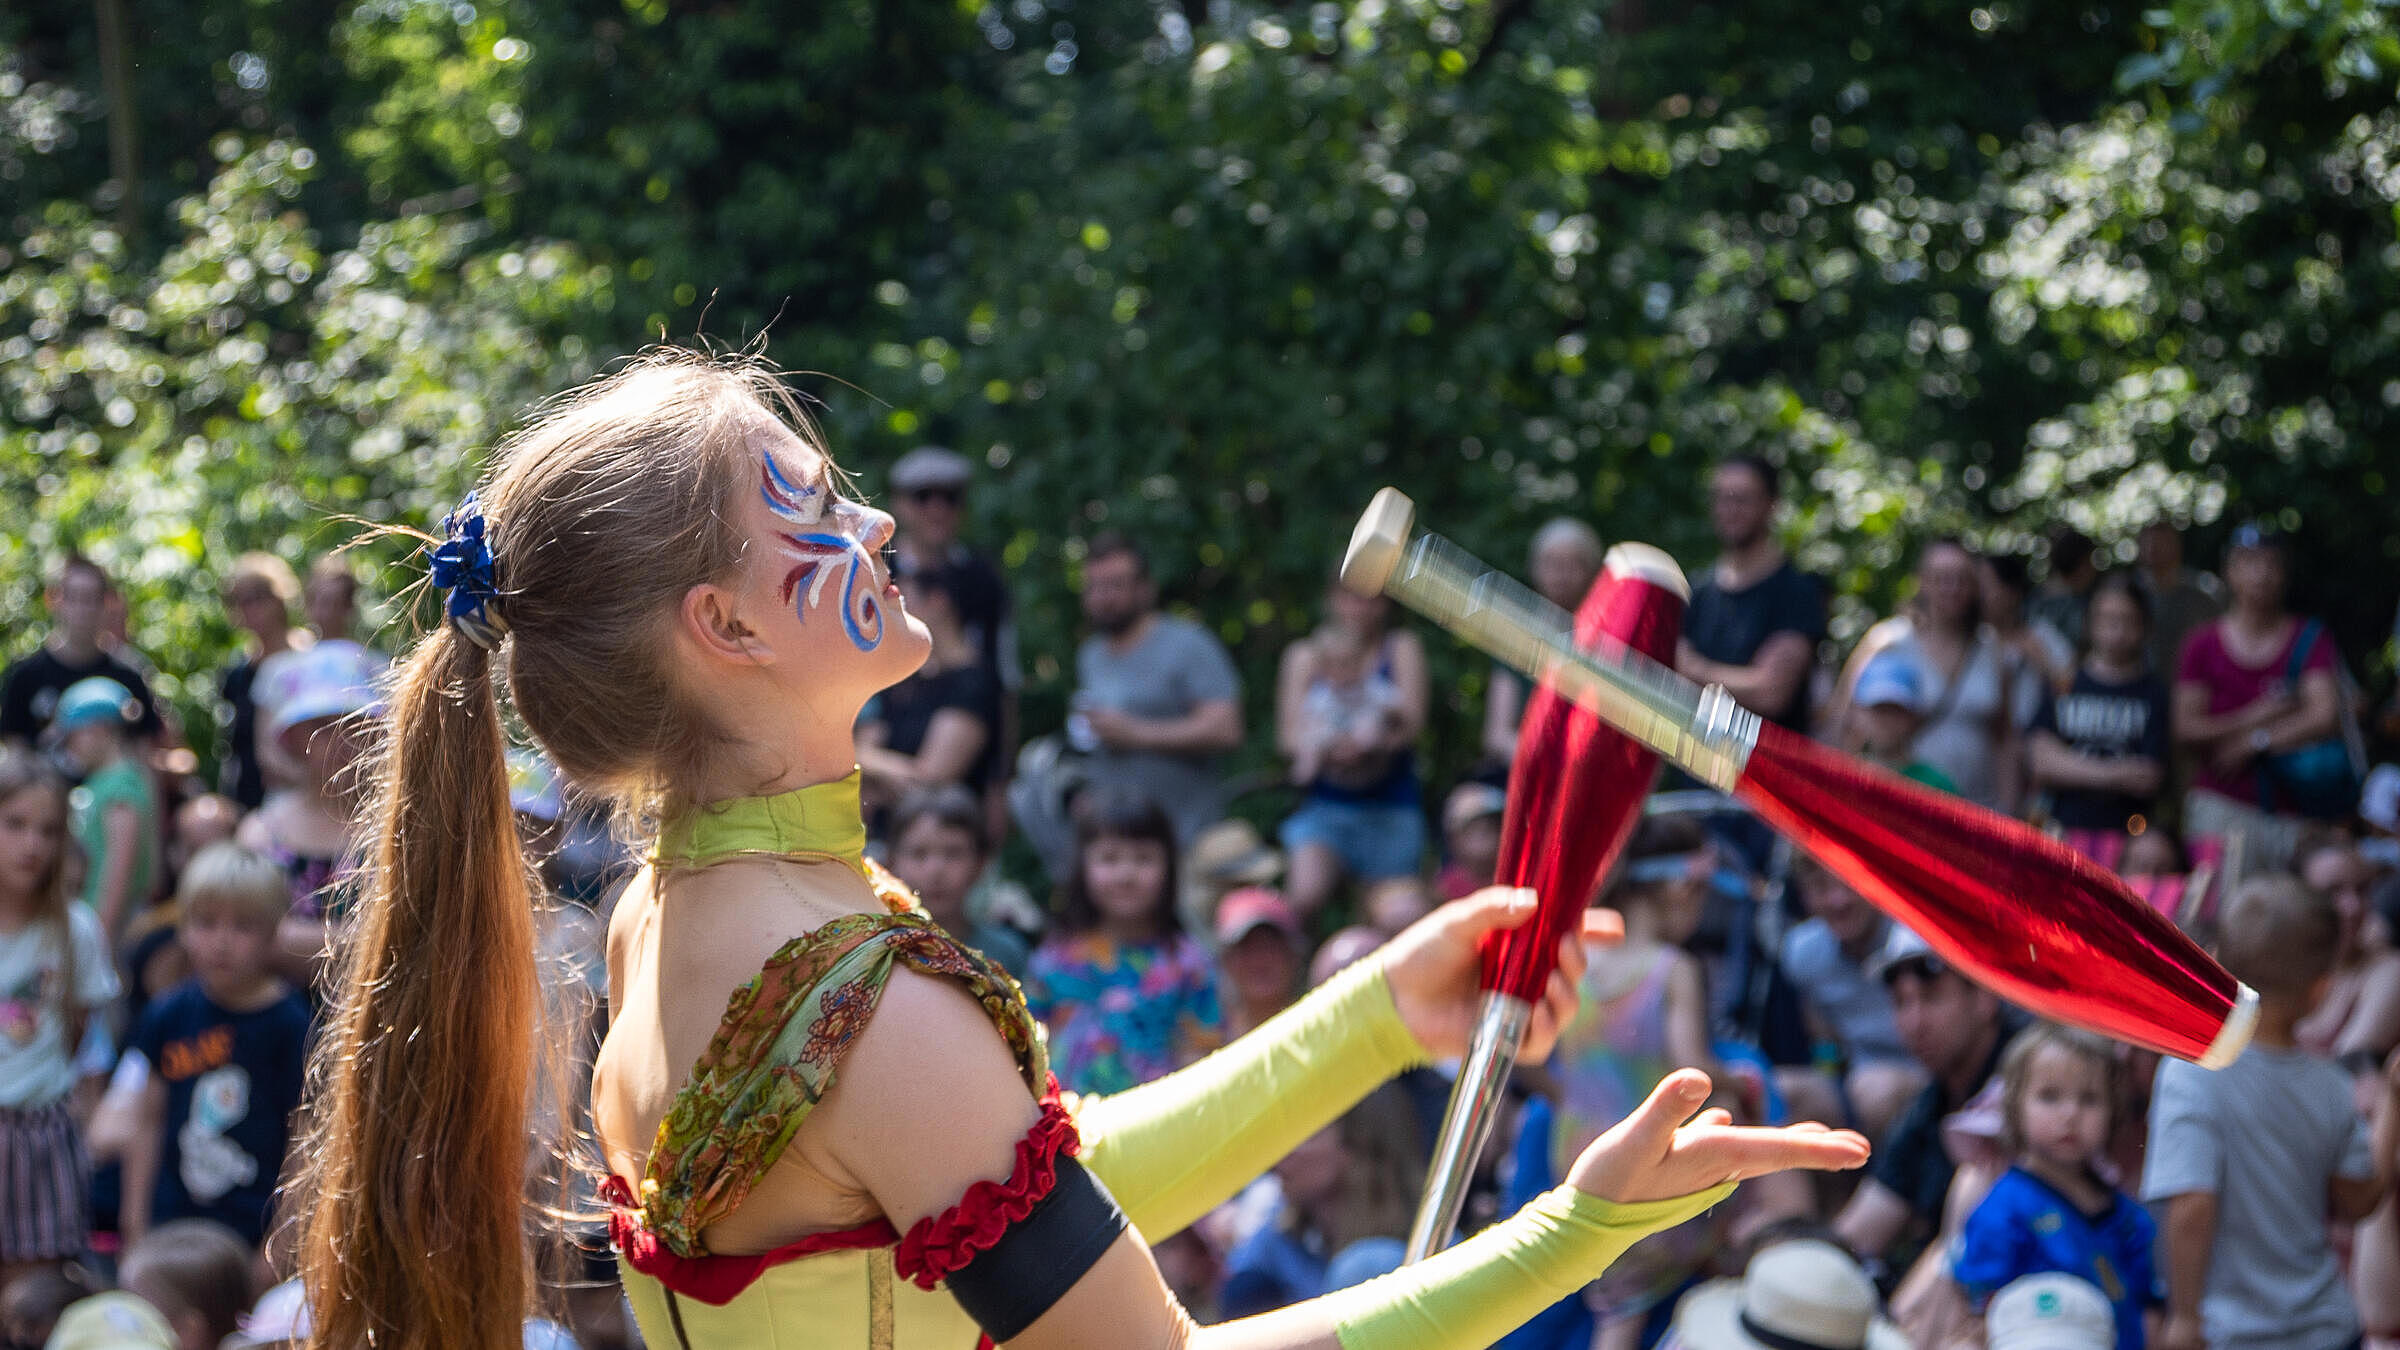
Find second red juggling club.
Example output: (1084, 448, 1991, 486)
(1343, 488, 2257, 1073)
(1400, 544, 1687, 1262)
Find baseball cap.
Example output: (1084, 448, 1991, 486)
(263, 640, 386, 742)
(1869, 923, 1947, 985)
(889, 446, 974, 494)
(1442, 782, 1508, 835)
(1851, 651, 1922, 713)
(1215, 886, 1302, 946)
(44, 1292, 176, 1350)
(1986, 1274, 2115, 1350)
(52, 677, 138, 733)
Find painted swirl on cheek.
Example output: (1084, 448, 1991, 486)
(759, 452, 885, 653)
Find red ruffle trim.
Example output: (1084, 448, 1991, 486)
(602, 1076, 1080, 1310)
(601, 1175, 899, 1306)
(892, 1078, 1081, 1290)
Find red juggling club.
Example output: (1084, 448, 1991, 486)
(1401, 543, 1687, 1262)
(1343, 489, 2256, 1078)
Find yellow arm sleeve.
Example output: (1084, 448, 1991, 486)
(1317, 1183, 1737, 1350)
(1072, 956, 1429, 1241)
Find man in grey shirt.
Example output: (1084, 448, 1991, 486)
(1072, 532, 1244, 845)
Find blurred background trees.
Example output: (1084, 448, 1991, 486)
(6, 0, 2397, 785)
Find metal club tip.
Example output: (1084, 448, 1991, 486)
(1343, 487, 1417, 598)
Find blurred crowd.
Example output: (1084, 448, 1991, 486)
(3, 444, 2398, 1350)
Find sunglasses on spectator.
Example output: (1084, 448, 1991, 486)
(907, 486, 963, 506)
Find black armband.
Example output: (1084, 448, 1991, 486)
(942, 1154, 1128, 1342)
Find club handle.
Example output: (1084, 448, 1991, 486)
(1404, 991, 1533, 1263)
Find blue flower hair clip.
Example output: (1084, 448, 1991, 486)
(427, 492, 510, 651)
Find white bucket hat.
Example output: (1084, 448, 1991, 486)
(1672, 1240, 1909, 1350)
(1986, 1273, 2114, 1350)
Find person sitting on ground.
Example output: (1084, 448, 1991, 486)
(884, 783, 1034, 975)
(1661, 1236, 1905, 1350)
(1360, 875, 1434, 937)
(1834, 927, 2012, 1272)
(1024, 789, 1223, 1095)
(2117, 827, 2208, 929)
(119, 1217, 257, 1350)
(1847, 649, 1963, 795)
(2292, 835, 2400, 1067)
(2144, 873, 2400, 1350)
(1436, 782, 1506, 902)
(1987, 1273, 2121, 1350)
(1216, 1104, 1424, 1319)
(1214, 888, 1305, 1042)
(38, 1290, 178, 1350)
(121, 843, 313, 1250)
(1775, 856, 1926, 1150)
(1950, 1025, 2159, 1350)
(0, 1265, 89, 1350)
(1513, 817, 1734, 1350)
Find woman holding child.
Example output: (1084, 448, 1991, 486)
(294, 351, 1867, 1350)
(1275, 577, 1430, 921)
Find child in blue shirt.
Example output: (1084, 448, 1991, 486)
(1951, 1022, 2159, 1350)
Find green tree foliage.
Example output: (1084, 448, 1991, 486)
(4, 0, 2397, 790)
(1, 133, 609, 761)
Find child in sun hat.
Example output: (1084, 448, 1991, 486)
(1666, 1238, 1906, 1350)
(1986, 1274, 2118, 1350)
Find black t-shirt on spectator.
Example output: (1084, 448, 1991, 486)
(880, 662, 1002, 792)
(1871, 1029, 2011, 1253)
(1685, 560, 1827, 729)
(2034, 669, 2170, 830)
(0, 646, 164, 743)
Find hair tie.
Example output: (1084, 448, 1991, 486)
(427, 492, 510, 651)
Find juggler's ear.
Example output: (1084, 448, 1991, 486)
(678, 582, 775, 668)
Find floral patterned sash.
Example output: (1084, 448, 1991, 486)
(627, 895, 1050, 1258)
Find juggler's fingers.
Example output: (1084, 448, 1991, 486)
(1692, 1125, 1871, 1179)
(1620, 1070, 1715, 1152)
(1440, 886, 1541, 942)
